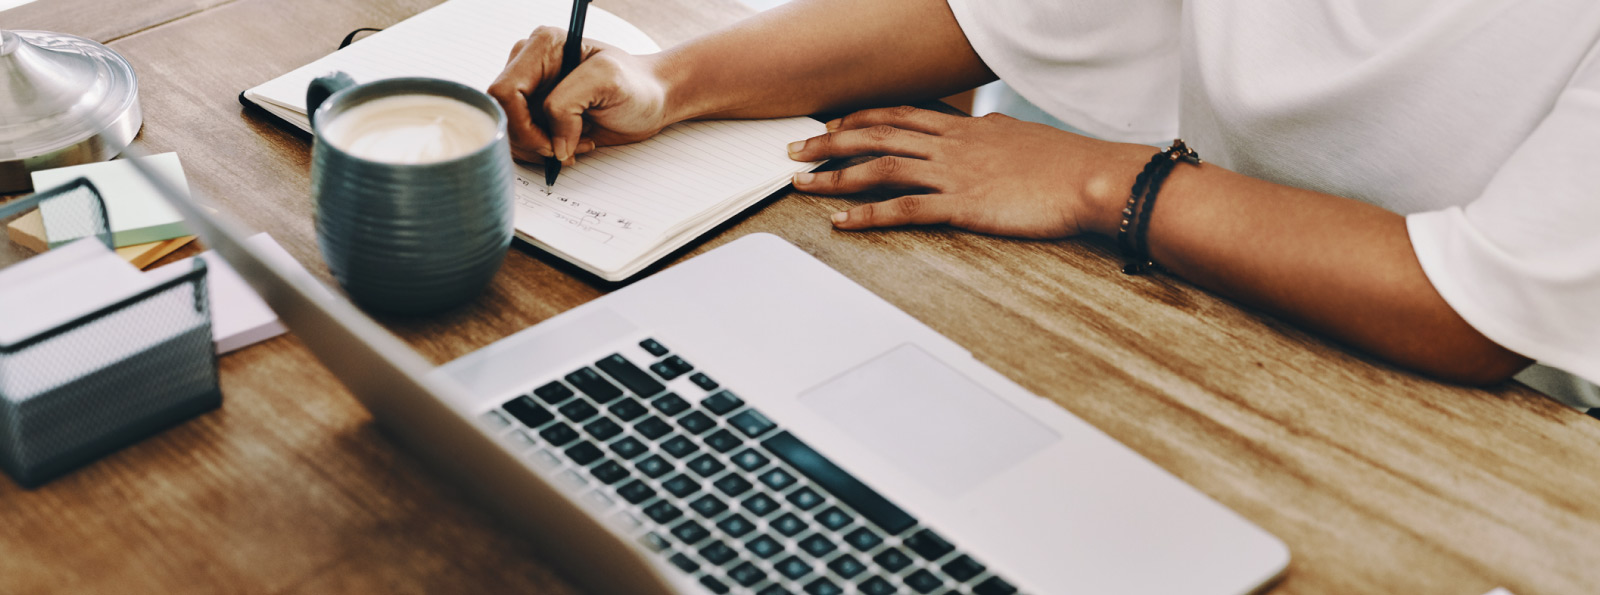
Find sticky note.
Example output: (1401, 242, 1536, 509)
(32, 153, 190, 249)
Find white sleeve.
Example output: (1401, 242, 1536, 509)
(944, 0, 1181, 143)
(1406, 42, 1600, 395)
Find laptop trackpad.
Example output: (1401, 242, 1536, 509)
(798, 344, 1059, 497)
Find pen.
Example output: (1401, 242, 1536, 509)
(545, 0, 591, 187)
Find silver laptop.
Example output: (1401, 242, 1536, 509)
(128, 149, 1289, 595)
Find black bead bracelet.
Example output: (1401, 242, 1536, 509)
(1119, 139, 1202, 275)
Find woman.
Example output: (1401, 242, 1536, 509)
(488, 0, 1600, 407)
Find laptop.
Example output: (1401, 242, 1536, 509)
(126, 148, 1289, 595)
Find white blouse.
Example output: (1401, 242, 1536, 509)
(947, 0, 1600, 406)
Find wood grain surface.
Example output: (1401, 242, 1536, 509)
(4, 1, 1599, 594)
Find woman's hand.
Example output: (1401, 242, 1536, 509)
(487, 27, 672, 165)
(786, 106, 1154, 239)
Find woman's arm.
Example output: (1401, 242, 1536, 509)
(785, 109, 1532, 385)
(488, 0, 994, 163)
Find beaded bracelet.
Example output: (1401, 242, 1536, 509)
(1118, 139, 1202, 274)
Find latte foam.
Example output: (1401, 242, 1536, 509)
(322, 94, 497, 164)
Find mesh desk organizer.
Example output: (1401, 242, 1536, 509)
(0, 179, 219, 488)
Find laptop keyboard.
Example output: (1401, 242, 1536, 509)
(480, 338, 1022, 595)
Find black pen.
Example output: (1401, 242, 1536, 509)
(545, 0, 591, 187)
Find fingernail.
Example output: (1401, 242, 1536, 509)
(825, 119, 841, 132)
(578, 140, 595, 153)
(795, 172, 815, 184)
(787, 140, 806, 155)
(554, 139, 569, 161)
(537, 147, 554, 158)
(831, 211, 849, 224)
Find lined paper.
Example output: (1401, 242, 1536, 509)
(244, 0, 826, 280)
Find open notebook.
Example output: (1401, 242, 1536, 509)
(242, 0, 826, 281)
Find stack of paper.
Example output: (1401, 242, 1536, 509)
(154, 232, 294, 354)
(242, 0, 826, 281)
(6, 153, 197, 269)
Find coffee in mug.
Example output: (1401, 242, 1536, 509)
(320, 94, 498, 164)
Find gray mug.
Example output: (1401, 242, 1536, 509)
(306, 73, 514, 315)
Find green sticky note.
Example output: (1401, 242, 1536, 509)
(32, 153, 191, 249)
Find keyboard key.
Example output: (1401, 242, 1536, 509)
(973, 576, 1018, 595)
(786, 486, 824, 510)
(539, 422, 579, 446)
(617, 480, 656, 504)
(690, 495, 728, 518)
(596, 354, 666, 398)
(688, 454, 726, 477)
(731, 448, 769, 471)
(661, 435, 700, 459)
(942, 555, 985, 582)
(705, 429, 743, 453)
(636, 455, 673, 478)
(716, 513, 756, 538)
(480, 409, 511, 429)
(690, 372, 719, 391)
(903, 529, 954, 561)
(635, 416, 672, 440)
(701, 390, 744, 415)
(639, 531, 669, 552)
(746, 534, 784, 559)
(873, 548, 913, 573)
(639, 338, 669, 357)
(557, 400, 598, 423)
(502, 396, 554, 427)
(815, 506, 852, 531)
(533, 381, 574, 404)
(797, 534, 837, 557)
(590, 460, 629, 484)
(699, 575, 730, 594)
(771, 512, 807, 537)
(858, 576, 897, 595)
(672, 520, 711, 545)
(569, 441, 604, 463)
(728, 410, 776, 438)
(653, 393, 691, 416)
(844, 527, 883, 551)
(903, 569, 942, 594)
(565, 367, 624, 403)
(775, 555, 812, 580)
(677, 410, 716, 435)
(650, 355, 694, 380)
(713, 474, 753, 496)
(728, 561, 766, 587)
(608, 436, 648, 460)
(804, 578, 843, 595)
(583, 417, 622, 441)
(609, 397, 648, 421)
(662, 473, 701, 498)
(700, 540, 737, 565)
(828, 554, 867, 578)
(759, 468, 797, 490)
(763, 432, 916, 534)
(669, 552, 700, 573)
(741, 493, 780, 517)
(643, 500, 682, 524)
(758, 585, 795, 595)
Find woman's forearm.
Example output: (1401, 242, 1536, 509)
(652, 0, 995, 122)
(1080, 145, 1533, 385)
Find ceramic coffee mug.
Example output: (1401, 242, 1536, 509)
(307, 73, 514, 315)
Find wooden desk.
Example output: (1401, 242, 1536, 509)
(4, 1, 1599, 593)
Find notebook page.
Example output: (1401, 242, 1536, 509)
(513, 116, 826, 276)
(246, 0, 660, 114)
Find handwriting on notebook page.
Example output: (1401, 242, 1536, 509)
(514, 172, 652, 249)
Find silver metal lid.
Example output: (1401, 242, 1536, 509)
(0, 30, 142, 193)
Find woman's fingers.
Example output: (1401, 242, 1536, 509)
(830, 194, 956, 230)
(793, 156, 938, 195)
(787, 125, 943, 161)
(488, 27, 568, 159)
(825, 105, 964, 135)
